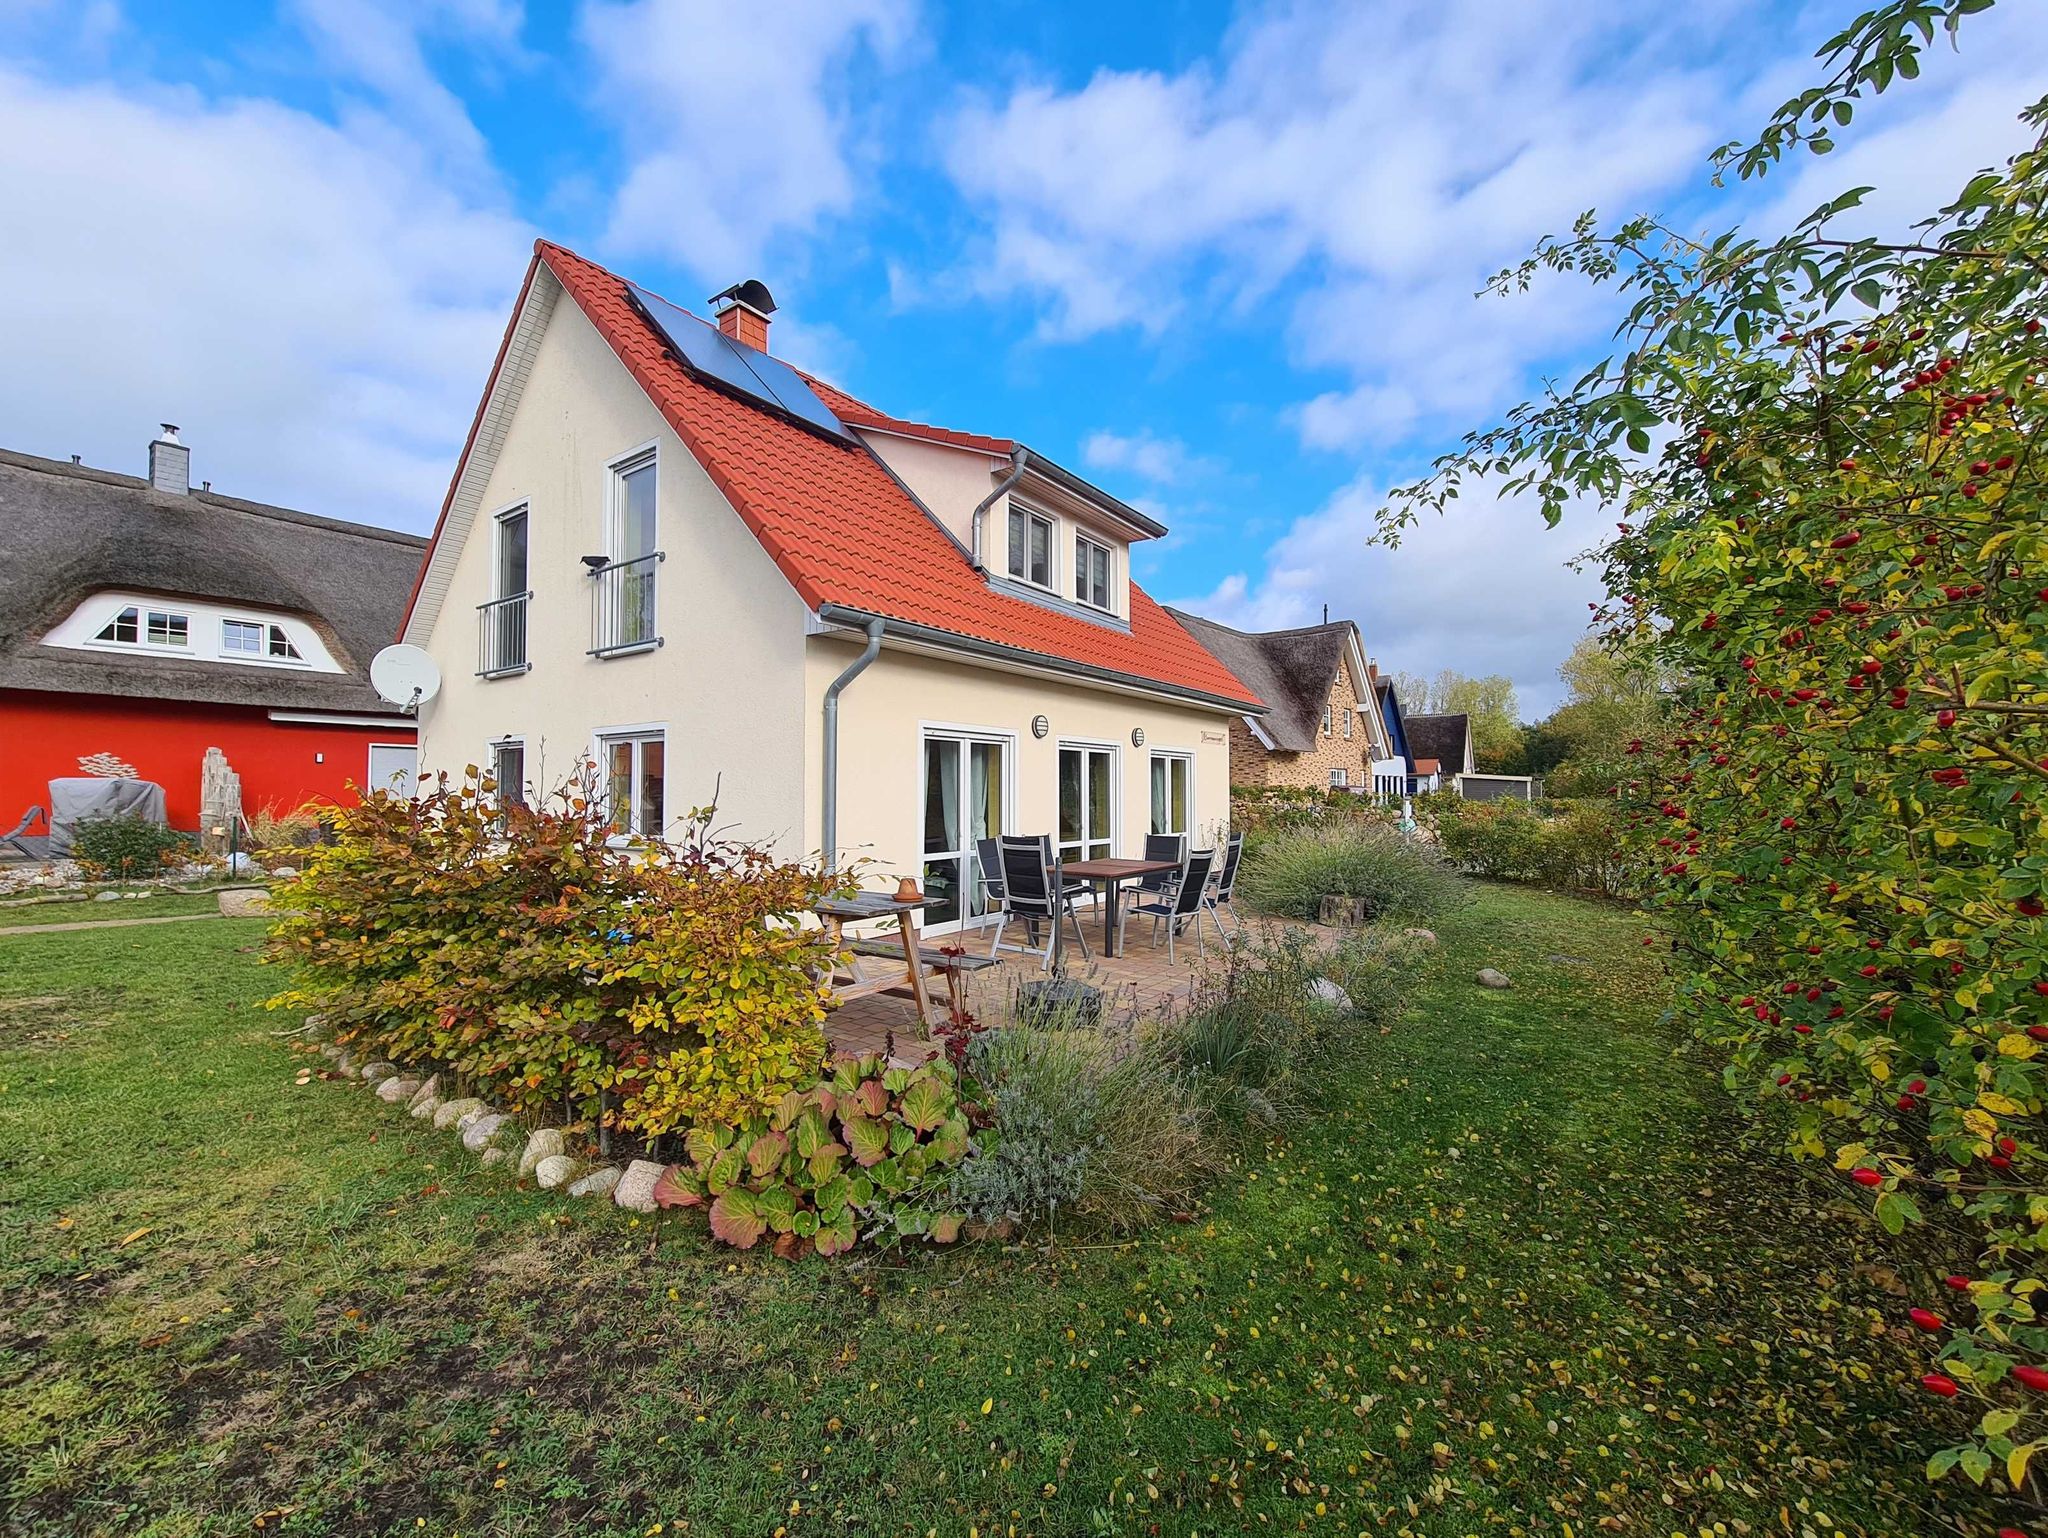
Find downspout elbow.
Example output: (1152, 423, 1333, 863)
(821, 615, 885, 874)
(969, 446, 1029, 571)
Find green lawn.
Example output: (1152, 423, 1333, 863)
(0, 891, 229, 928)
(0, 887, 1995, 1537)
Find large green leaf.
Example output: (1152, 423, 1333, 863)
(755, 1183, 799, 1234)
(842, 1114, 889, 1167)
(709, 1188, 767, 1248)
(746, 1128, 789, 1179)
(897, 1076, 951, 1133)
(813, 1206, 857, 1257)
(807, 1140, 847, 1183)
(651, 1163, 703, 1209)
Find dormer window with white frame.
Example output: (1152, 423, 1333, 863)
(1074, 531, 1112, 611)
(1007, 505, 1054, 590)
(53, 592, 338, 671)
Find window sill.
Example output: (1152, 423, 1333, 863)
(476, 663, 532, 680)
(589, 638, 664, 659)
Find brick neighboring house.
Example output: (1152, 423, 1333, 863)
(1162, 611, 1401, 791)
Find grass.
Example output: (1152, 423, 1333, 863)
(0, 888, 1999, 1537)
(0, 892, 228, 928)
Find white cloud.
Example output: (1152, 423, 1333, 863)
(1080, 428, 1211, 486)
(1169, 475, 1608, 718)
(579, 0, 918, 282)
(0, 66, 530, 530)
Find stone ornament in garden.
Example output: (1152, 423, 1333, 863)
(460, 1113, 510, 1153)
(1477, 968, 1512, 989)
(534, 1154, 583, 1190)
(518, 1128, 565, 1179)
(614, 1160, 665, 1213)
(375, 1076, 420, 1103)
(567, 1166, 621, 1200)
(432, 1097, 485, 1131)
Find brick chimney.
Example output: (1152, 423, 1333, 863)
(148, 423, 190, 495)
(710, 279, 776, 353)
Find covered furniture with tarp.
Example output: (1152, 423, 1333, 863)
(47, 777, 169, 857)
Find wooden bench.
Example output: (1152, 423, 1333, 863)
(846, 939, 997, 1020)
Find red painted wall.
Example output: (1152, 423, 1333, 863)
(0, 690, 415, 832)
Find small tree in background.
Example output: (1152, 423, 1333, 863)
(1383, 0, 2048, 1504)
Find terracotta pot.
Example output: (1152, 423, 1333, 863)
(892, 875, 923, 903)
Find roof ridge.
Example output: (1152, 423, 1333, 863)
(1167, 606, 1356, 642)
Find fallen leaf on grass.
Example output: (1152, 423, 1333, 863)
(117, 1226, 151, 1247)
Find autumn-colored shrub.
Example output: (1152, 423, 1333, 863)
(266, 767, 843, 1135)
(653, 1054, 972, 1257)
(1385, 4, 2048, 1495)
(70, 815, 192, 880)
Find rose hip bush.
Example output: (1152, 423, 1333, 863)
(266, 766, 844, 1135)
(1385, 2, 2048, 1503)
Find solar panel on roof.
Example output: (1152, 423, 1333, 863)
(626, 283, 850, 444)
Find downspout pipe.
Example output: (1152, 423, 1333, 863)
(969, 446, 1029, 570)
(821, 615, 885, 872)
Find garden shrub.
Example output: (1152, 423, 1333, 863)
(1238, 820, 1465, 924)
(1229, 785, 1397, 837)
(70, 815, 190, 879)
(1380, 4, 2048, 1493)
(266, 768, 843, 1136)
(653, 1054, 970, 1257)
(1435, 797, 1646, 898)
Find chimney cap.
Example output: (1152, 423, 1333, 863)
(155, 422, 182, 443)
(709, 279, 776, 316)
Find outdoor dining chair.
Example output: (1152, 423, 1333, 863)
(1130, 845, 1216, 964)
(989, 833, 1092, 969)
(1205, 832, 1247, 944)
(1133, 832, 1188, 900)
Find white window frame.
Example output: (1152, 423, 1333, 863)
(1056, 737, 1121, 868)
(1342, 707, 1353, 740)
(1006, 504, 1057, 592)
(918, 721, 1019, 935)
(607, 444, 659, 562)
(489, 735, 527, 808)
(91, 604, 191, 654)
(1323, 704, 1334, 736)
(367, 742, 421, 797)
(594, 723, 667, 840)
(1073, 529, 1113, 611)
(1329, 768, 1350, 789)
(1148, 749, 1195, 839)
(493, 502, 531, 600)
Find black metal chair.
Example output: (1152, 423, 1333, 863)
(1206, 832, 1247, 943)
(1134, 832, 1187, 899)
(989, 834, 1092, 969)
(1131, 846, 1216, 963)
(974, 835, 1006, 917)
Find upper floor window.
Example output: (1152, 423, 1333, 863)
(479, 504, 531, 677)
(96, 606, 189, 648)
(1007, 506, 1053, 589)
(1322, 705, 1334, 736)
(222, 619, 303, 661)
(593, 451, 662, 656)
(1342, 707, 1352, 740)
(1074, 533, 1112, 611)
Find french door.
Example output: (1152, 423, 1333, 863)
(921, 732, 1008, 931)
(1057, 743, 1116, 867)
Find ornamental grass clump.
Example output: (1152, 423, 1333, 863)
(1238, 820, 1466, 924)
(265, 766, 844, 1136)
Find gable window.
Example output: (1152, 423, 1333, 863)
(1074, 533, 1112, 610)
(1007, 506, 1053, 589)
(600, 729, 665, 838)
(480, 504, 531, 675)
(1342, 707, 1352, 740)
(1149, 752, 1192, 838)
(94, 606, 140, 644)
(1322, 705, 1333, 737)
(593, 451, 661, 655)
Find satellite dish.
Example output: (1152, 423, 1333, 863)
(370, 645, 442, 715)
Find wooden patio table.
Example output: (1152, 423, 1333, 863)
(1059, 857, 1183, 961)
(816, 892, 936, 1030)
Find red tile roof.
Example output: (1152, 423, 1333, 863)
(526, 241, 1257, 710)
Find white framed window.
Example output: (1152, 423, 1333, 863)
(921, 727, 1014, 932)
(368, 743, 420, 796)
(222, 619, 303, 661)
(1074, 532, 1112, 610)
(1322, 705, 1334, 736)
(1148, 751, 1192, 838)
(1007, 505, 1054, 589)
(1342, 707, 1352, 740)
(596, 448, 661, 654)
(94, 605, 190, 649)
(490, 737, 527, 808)
(481, 503, 531, 675)
(598, 728, 665, 838)
(1329, 768, 1350, 789)
(1057, 741, 1118, 866)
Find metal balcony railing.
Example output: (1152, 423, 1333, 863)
(589, 551, 664, 656)
(476, 590, 532, 677)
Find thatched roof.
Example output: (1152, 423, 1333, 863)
(1403, 713, 1472, 775)
(0, 448, 426, 715)
(1163, 609, 1356, 751)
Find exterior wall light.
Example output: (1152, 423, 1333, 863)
(1031, 715, 1050, 739)
(1130, 727, 1146, 747)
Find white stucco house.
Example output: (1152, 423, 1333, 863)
(398, 241, 1265, 934)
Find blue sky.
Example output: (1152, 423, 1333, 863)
(3, 0, 2044, 713)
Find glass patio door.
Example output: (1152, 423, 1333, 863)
(1057, 744, 1116, 868)
(921, 733, 1007, 930)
